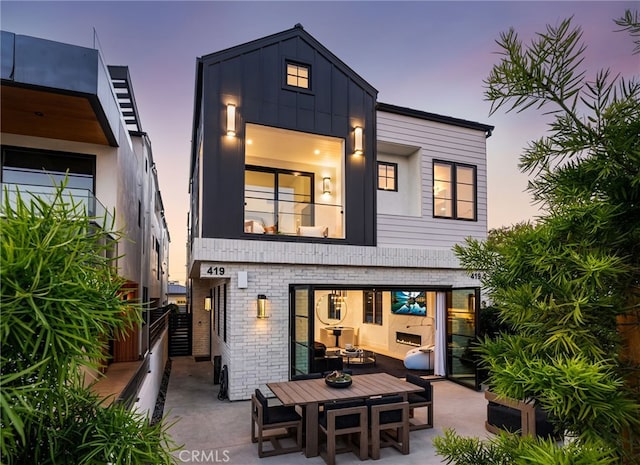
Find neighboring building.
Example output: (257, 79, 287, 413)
(167, 281, 187, 312)
(0, 31, 170, 416)
(188, 24, 494, 400)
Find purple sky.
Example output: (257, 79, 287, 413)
(2, 1, 638, 283)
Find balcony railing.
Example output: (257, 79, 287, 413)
(244, 197, 344, 239)
(1, 183, 114, 230)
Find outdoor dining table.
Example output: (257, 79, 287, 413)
(267, 372, 423, 458)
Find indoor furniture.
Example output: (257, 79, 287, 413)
(366, 395, 410, 460)
(340, 348, 376, 367)
(250, 388, 302, 457)
(319, 326, 355, 349)
(267, 372, 421, 458)
(297, 225, 328, 237)
(405, 374, 434, 430)
(403, 345, 434, 370)
(319, 399, 368, 465)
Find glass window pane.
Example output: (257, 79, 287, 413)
(434, 180, 451, 198)
(434, 163, 452, 181)
(457, 184, 474, 202)
(457, 200, 474, 219)
(456, 166, 474, 184)
(287, 64, 296, 75)
(298, 67, 308, 78)
(299, 77, 308, 88)
(287, 75, 297, 86)
(435, 198, 452, 217)
(387, 178, 395, 190)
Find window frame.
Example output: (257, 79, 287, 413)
(377, 161, 398, 192)
(363, 290, 383, 325)
(432, 160, 477, 221)
(282, 59, 313, 94)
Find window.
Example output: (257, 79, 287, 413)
(377, 161, 397, 191)
(433, 161, 476, 220)
(286, 62, 309, 89)
(363, 291, 383, 325)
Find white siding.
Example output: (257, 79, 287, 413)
(376, 110, 488, 248)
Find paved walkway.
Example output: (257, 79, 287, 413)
(164, 356, 491, 465)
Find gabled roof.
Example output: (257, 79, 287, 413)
(377, 102, 494, 138)
(198, 23, 377, 96)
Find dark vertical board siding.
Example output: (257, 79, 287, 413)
(198, 28, 377, 245)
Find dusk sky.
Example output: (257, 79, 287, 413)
(2, 1, 638, 283)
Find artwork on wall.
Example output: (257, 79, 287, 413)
(391, 291, 427, 316)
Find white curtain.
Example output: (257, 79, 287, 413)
(434, 291, 447, 376)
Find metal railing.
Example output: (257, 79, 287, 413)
(1, 183, 114, 230)
(244, 197, 344, 238)
(149, 306, 172, 348)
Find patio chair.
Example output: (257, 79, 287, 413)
(405, 374, 433, 430)
(366, 395, 410, 460)
(251, 388, 302, 458)
(319, 399, 368, 465)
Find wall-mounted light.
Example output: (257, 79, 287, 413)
(322, 177, 332, 195)
(226, 103, 236, 136)
(204, 296, 212, 312)
(354, 126, 363, 156)
(257, 294, 269, 319)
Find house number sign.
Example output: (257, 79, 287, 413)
(200, 263, 227, 278)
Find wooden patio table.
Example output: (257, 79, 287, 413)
(267, 372, 422, 458)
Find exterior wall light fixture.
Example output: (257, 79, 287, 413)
(257, 294, 269, 319)
(354, 126, 363, 156)
(226, 103, 236, 136)
(204, 296, 212, 312)
(323, 176, 331, 195)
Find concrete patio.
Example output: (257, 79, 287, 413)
(164, 356, 491, 464)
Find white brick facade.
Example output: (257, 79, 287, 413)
(190, 238, 480, 400)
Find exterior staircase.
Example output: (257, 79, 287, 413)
(169, 313, 192, 356)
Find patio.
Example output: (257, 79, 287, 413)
(163, 356, 491, 464)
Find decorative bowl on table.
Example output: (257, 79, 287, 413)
(325, 371, 352, 388)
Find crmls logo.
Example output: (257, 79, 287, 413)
(178, 449, 231, 463)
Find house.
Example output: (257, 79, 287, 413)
(167, 281, 187, 312)
(187, 24, 494, 401)
(0, 31, 170, 416)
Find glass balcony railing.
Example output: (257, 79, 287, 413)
(1, 183, 114, 230)
(244, 197, 344, 239)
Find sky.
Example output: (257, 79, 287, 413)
(2, 1, 638, 283)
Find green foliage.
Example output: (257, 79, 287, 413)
(435, 429, 617, 465)
(0, 184, 177, 463)
(440, 9, 640, 464)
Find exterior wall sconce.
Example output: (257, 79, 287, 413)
(204, 296, 212, 312)
(226, 103, 236, 136)
(354, 126, 363, 156)
(257, 294, 269, 319)
(322, 176, 331, 195)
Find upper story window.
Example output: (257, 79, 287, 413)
(433, 160, 476, 221)
(286, 62, 310, 89)
(377, 161, 397, 191)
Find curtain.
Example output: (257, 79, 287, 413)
(434, 291, 447, 376)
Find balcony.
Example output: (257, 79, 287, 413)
(1, 183, 114, 230)
(244, 197, 344, 239)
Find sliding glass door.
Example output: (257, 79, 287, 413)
(290, 286, 312, 377)
(447, 288, 480, 389)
